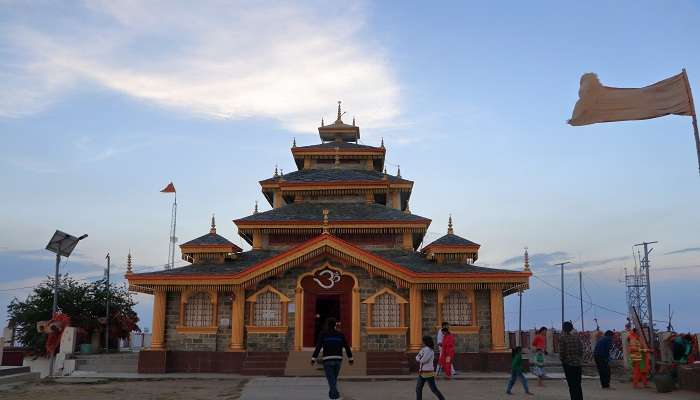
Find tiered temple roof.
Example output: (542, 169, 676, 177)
(128, 102, 530, 294)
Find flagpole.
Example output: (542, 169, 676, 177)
(681, 69, 700, 176)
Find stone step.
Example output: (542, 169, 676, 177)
(284, 351, 367, 376)
(0, 366, 30, 377)
(0, 372, 41, 387)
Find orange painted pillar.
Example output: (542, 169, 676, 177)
(294, 287, 304, 351)
(408, 285, 423, 352)
(150, 290, 166, 350)
(229, 287, 245, 351)
(352, 287, 361, 351)
(490, 288, 508, 351)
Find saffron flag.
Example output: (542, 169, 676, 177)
(160, 182, 176, 193)
(568, 71, 694, 126)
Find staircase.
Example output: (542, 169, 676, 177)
(284, 351, 366, 376)
(73, 353, 139, 373)
(366, 352, 410, 375)
(240, 352, 289, 376)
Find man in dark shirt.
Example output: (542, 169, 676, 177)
(593, 330, 614, 389)
(559, 321, 584, 400)
(311, 318, 354, 400)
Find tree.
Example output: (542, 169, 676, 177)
(7, 275, 140, 355)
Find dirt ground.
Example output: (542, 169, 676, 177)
(2, 377, 698, 400)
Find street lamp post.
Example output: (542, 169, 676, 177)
(45, 230, 88, 376)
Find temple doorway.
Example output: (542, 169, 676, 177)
(314, 295, 340, 345)
(300, 266, 355, 348)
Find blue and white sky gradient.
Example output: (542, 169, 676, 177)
(1, 1, 699, 333)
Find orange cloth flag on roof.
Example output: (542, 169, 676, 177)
(568, 71, 694, 126)
(160, 182, 176, 193)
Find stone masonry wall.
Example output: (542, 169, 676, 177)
(476, 289, 492, 351)
(165, 292, 234, 351)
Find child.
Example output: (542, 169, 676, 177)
(506, 346, 533, 395)
(415, 336, 446, 400)
(532, 348, 546, 386)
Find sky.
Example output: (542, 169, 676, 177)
(1, 1, 699, 335)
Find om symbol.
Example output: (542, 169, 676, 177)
(314, 269, 341, 289)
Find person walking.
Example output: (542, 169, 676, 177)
(559, 321, 584, 400)
(436, 322, 455, 376)
(593, 330, 614, 389)
(311, 317, 354, 400)
(627, 328, 650, 388)
(506, 346, 533, 395)
(438, 327, 455, 379)
(532, 327, 548, 354)
(531, 348, 546, 387)
(415, 336, 446, 400)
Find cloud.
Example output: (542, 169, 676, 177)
(501, 251, 570, 270)
(664, 247, 700, 256)
(0, 1, 400, 133)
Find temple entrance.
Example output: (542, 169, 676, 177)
(300, 265, 355, 348)
(314, 295, 340, 345)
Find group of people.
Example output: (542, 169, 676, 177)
(311, 316, 692, 400)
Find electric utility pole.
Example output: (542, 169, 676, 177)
(105, 253, 111, 353)
(579, 271, 584, 332)
(634, 241, 658, 371)
(554, 261, 571, 328)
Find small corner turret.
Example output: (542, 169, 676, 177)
(422, 215, 480, 264)
(180, 215, 242, 265)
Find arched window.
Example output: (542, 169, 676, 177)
(254, 290, 282, 326)
(363, 287, 408, 334)
(442, 291, 473, 326)
(246, 285, 291, 332)
(184, 292, 213, 327)
(371, 292, 400, 328)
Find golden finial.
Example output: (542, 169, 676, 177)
(274, 165, 279, 177)
(210, 213, 216, 234)
(292, 137, 297, 147)
(524, 247, 530, 272)
(380, 137, 384, 148)
(336, 100, 342, 123)
(254, 200, 259, 214)
(280, 168, 284, 176)
(322, 209, 330, 233)
(321, 118, 324, 127)
(126, 250, 132, 274)
(397, 165, 401, 178)
(352, 116, 356, 126)
(447, 214, 454, 235)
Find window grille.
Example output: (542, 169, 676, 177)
(184, 292, 213, 327)
(442, 291, 472, 326)
(254, 291, 282, 326)
(372, 293, 400, 327)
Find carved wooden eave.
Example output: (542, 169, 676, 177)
(127, 234, 530, 296)
(291, 147, 385, 157)
(260, 180, 414, 192)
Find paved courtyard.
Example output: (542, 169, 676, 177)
(1, 377, 698, 400)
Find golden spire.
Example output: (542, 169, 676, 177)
(274, 165, 279, 177)
(380, 137, 384, 148)
(447, 214, 454, 235)
(210, 213, 216, 234)
(397, 165, 401, 178)
(352, 116, 356, 126)
(254, 200, 259, 214)
(292, 137, 297, 147)
(524, 247, 530, 272)
(126, 250, 132, 274)
(322, 209, 330, 233)
(321, 118, 324, 127)
(336, 100, 343, 123)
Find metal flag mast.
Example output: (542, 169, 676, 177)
(681, 69, 700, 176)
(161, 182, 177, 270)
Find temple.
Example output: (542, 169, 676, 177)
(127, 102, 531, 374)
